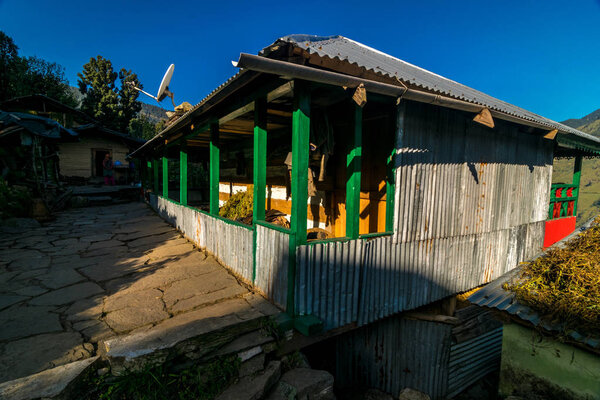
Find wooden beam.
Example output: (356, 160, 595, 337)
(162, 155, 168, 198)
(544, 129, 558, 140)
(153, 159, 159, 193)
(573, 155, 582, 216)
(253, 97, 267, 224)
(180, 143, 188, 206)
(346, 104, 362, 239)
(288, 80, 311, 313)
(209, 122, 220, 215)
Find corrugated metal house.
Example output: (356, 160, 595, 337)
(130, 35, 600, 398)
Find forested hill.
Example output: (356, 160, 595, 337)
(139, 102, 168, 124)
(561, 108, 600, 137)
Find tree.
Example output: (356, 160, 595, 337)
(128, 114, 159, 140)
(0, 31, 76, 105)
(77, 56, 142, 131)
(18, 56, 77, 106)
(0, 31, 20, 102)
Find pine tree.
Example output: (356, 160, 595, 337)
(77, 56, 142, 131)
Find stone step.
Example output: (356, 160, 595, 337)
(99, 295, 278, 375)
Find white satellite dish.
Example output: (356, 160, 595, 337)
(128, 64, 176, 107)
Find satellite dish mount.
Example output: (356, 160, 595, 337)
(128, 64, 176, 108)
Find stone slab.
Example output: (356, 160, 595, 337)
(0, 305, 62, 341)
(0, 356, 99, 400)
(28, 282, 104, 306)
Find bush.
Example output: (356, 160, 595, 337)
(0, 179, 32, 219)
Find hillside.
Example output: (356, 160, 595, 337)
(553, 107, 600, 225)
(140, 102, 168, 124)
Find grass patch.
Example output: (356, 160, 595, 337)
(507, 217, 600, 336)
(85, 356, 240, 400)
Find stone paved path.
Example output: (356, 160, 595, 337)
(0, 202, 275, 383)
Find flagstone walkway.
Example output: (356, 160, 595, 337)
(0, 202, 276, 384)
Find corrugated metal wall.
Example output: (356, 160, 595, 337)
(446, 327, 503, 398)
(393, 102, 553, 244)
(335, 317, 453, 399)
(150, 194, 254, 283)
(255, 224, 290, 310)
(295, 240, 364, 330)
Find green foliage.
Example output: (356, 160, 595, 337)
(0, 178, 32, 219)
(219, 189, 253, 220)
(0, 31, 76, 104)
(77, 55, 142, 132)
(89, 357, 240, 400)
(129, 114, 161, 141)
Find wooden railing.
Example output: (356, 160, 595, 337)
(548, 183, 578, 220)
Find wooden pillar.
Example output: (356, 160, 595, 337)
(209, 122, 220, 215)
(288, 80, 311, 313)
(346, 104, 362, 239)
(573, 155, 582, 216)
(180, 143, 188, 206)
(387, 101, 404, 232)
(153, 159, 159, 194)
(162, 154, 168, 198)
(253, 97, 267, 224)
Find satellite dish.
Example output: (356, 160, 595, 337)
(157, 64, 174, 102)
(127, 64, 176, 108)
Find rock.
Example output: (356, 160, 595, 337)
(0, 305, 62, 341)
(104, 306, 169, 333)
(36, 268, 86, 290)
(0, 332, 92, 382)
(0, 356, 99, 400)
(0, 295, 28, 310)
(0, 218, 41, 229)
(277, 368, 335, 400)
(216, 360, 281, 400)
(28, 282, 104, 306)
(398, 388, 431, 400)
(239, 352, 265, 378)
(97, 367, 110, 377)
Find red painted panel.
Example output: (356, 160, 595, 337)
(544, 216, 576, 248)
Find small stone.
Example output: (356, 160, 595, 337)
(398, 388, 431, 400)
(363, 388, 394, 400)
(216, 360, 281, 400)
(278, 368, 335, 400)
(97, 367, 110, 377)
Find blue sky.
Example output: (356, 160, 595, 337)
(1, 0, 599, 121)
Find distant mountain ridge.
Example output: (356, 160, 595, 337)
(561, 108, 600, 137)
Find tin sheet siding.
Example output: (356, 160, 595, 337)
(335, 317, 452, 399)
(255, 224, 290, 310)
(358, 222, 544, 326)
(447, 327, 503, 398)
(295, 240, 364, 330)
(394, 102, 553, 244)
(149, 194, 254, 283)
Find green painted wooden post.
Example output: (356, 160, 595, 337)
(162, 154, 168, 198)
(346, 104, 362, 239)
(180, 143, 188, 206)
(252, 97, 268, 283)
(209, 122, 220, 215)
(288, 80, 311, 313)
(253, 98, 267, 224)
(387, 102, 404, 232)
(573, 155, 582, 216)
(153, 159, 159, 194)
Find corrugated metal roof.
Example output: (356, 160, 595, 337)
(270, 35, 599, 144)
(132, 34, 600, 157)
(468, 218, 600, 351)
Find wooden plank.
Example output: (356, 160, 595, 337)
(162, 155, 168, 198)
(210, 122, 220, 215)
(346, 104, 362, 239)
(180, 144, 188, 206)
